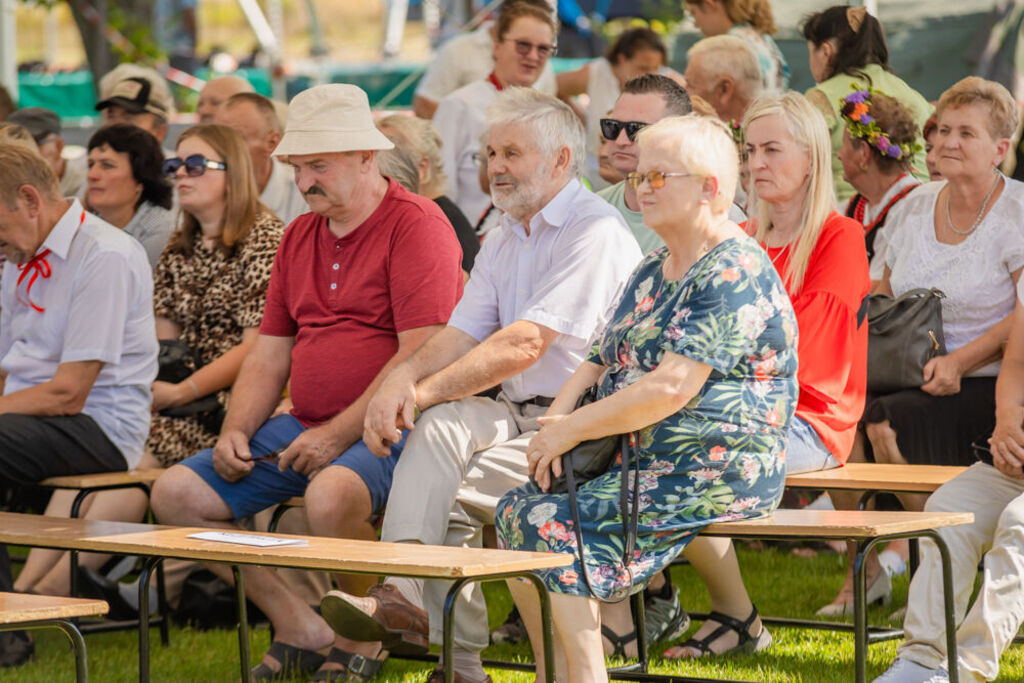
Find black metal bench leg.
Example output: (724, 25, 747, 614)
(156, 557, 170, 646)
(630, 590, 648, 672)
(53, 618, 90, 683)
(853, 539, 869, 683)
(925, 530, 959, 683)
(137, 556, 160, 683)
(233, 564, 252, 682)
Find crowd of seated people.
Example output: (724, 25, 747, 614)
(2, 1, 1024, 681)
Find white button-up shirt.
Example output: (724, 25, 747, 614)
(261, 158, 308, 227)
(434, 79, 497, 224)
(0, 199, 158, 467)
(449, 179, 642, 402)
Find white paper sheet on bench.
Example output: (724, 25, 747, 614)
(187, 531, 309, 548)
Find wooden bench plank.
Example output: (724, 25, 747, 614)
(38, 469, 165, 489)
(785, 463, 967, 493)
(703, 509, 973, 538)
(0, 513, 571, 579)
(0, 592, 108, 624)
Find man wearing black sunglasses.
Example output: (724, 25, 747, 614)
(596, 75, 694, 255)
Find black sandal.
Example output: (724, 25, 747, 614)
(308, 646, 386, 682)
(668, 606, 771, 659)
(251, 641, 327, 681)
(601, 624, 637, 658)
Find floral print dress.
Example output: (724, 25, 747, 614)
(496, 237, 799, 599)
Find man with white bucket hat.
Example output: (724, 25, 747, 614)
(152, 84, 465, 681)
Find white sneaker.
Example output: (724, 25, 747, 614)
(872, 657, 949, 683)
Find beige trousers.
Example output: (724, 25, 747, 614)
(381, 394, 544, 652)
(900, 463, 1024, 682)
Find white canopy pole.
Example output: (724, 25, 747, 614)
(0, 0, 17, 104)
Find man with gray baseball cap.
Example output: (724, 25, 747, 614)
(7, 107, 86, 198)
(151, 84, 466, 681)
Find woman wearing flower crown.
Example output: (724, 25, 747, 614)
(817, 77, 1024, 619)
(802, 5, 932, 201)
(837, 89, 924, 285)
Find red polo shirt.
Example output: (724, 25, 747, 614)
(260, 179, 464, 426)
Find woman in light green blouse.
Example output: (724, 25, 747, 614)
(803, 5, 932, 201)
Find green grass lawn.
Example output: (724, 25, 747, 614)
(5, 545, 1024, 682)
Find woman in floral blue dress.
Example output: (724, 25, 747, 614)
(495, 115, 799, 681)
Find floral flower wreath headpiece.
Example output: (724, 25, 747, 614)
(840, 87, 922, 161)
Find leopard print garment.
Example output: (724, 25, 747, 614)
(147, 210, 285, 467)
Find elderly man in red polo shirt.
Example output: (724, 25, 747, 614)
(151, 84, 465, 681)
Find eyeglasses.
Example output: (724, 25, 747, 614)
(504, 39, 557, 59)
(599, 118, 648, 143)
(626, 170, 691, 190)
(163, 154, 228, 178)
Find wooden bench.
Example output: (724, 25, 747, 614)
(34, 468, 170, 644)
(785, 463, 968, 502)
(0, 511, 570, 683)
(0, 592, 108, 682)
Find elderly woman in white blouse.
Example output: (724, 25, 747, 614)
(866, 77, 1024, 478)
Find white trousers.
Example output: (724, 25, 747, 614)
(381, 394, 544, 652)
(900, 463, 1024, 682)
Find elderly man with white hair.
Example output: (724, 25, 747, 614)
(150, 84, 465, 682)
(319, 88, 643, 683)
(684, 34, 765, 124)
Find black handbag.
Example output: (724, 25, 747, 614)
(532, 386, 620, 494)
(866, 288, 947, 394)
(529, 385, 641, 601)
(156, 339, 225, 433)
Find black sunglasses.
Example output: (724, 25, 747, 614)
(163, 154, 228, 178)
(599, 119, 648, 143)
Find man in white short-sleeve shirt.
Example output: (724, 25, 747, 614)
(0, 143, 157, 665)
(320, 89, 641, 682)
(413, 19, 558, 119)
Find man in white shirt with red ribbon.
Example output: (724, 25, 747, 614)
(0, 143, 157, 668)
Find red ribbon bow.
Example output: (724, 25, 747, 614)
(16, 248, 52, 313)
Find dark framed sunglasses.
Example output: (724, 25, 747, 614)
(506, 38, 557, 59)
(163, 154, 228, 178)
(599, 118, 648, 143)
(625, 170, 691, 190)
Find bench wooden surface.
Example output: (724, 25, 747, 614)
(0, 592, 108, 624)
(704, 509, 972, 538)
(0, 512, 571, 579)
(38, 469, 165, 489)
(785, 463, 967, 493)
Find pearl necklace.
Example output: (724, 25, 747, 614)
(945, 171, 1002, 236)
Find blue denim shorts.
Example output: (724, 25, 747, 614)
(784, 416, 840, 475)
(179, 413, 404, 519)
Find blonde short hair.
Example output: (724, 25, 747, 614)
(743, 91, 835, 294)
(635, 114, 738, 215)
(377, 114, 446, 196)
(0, 122, 38, 150)
(0, 142, 61, 208)
(937, 76, 1019, 140)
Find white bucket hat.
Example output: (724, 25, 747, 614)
(273, 84, 394, 157)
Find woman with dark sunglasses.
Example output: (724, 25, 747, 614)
(13, 124, 286, 605)
(84, 123, 175, 268)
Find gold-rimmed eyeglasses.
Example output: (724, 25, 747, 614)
(625, 170, 691, 190)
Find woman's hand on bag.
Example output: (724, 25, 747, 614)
(920, 354, 964, 396)
(527, 414, 580, 492)
(151, 380, 191, 412)
(990, 406, 1024, 479)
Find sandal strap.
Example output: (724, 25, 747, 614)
(600, 624, 637, 658)
(309, 647, 385, 683)
(682, 606, 761, 655)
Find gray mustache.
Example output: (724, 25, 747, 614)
(304, 186, 326, 197)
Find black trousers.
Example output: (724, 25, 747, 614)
(0, 413, 127, 593)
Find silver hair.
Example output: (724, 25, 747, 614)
(377, 145, 422, 194)
(687, 35, 765, 101)
(485, 87, 585, 179)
